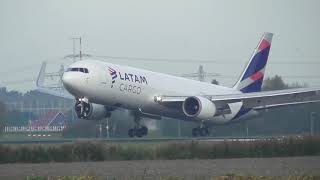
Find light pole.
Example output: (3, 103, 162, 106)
(106, 118, 110, 139)
(99, 123, 102, 138)
(178, 120, 181, 137)
(310, 112, 317, 136)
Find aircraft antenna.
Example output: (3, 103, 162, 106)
(72, 38, 76, 62)
(79, 37, 82, 60)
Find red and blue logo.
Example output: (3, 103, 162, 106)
(108, 67, 117, 88)
(108, 66, 148, 88)
(237, 33, 273, 93)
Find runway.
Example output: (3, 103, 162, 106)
(0, 136, 276, 144)
(0, 156, 319, 179)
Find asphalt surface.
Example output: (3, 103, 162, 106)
(0, 136, 276, 144)
(0, 156, 319, 179)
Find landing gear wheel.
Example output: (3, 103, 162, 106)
(140, 126, 148, 136)
(128, 126, 149, 138)
(192, 128, 200, 137)
(128, 128, 135, 138)
(135, 128, 144, 138)
(74, 98, 91, 119)
(128, 111, 149, 138)
(200, 127, 209, 136)
(192, 127, 209, 137)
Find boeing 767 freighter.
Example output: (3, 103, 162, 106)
(39, 32, 320, 137)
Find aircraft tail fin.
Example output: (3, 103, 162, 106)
(233, 32, 273, 93)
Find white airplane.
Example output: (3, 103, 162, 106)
(42, 32, 320, 137)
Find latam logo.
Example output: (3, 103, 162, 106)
(108, 67, 148, 88)
(108, 67, 117, 88)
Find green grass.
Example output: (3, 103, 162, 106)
(0, 136, 319, 163)
(23, 175, 320, 180)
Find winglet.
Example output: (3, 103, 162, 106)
(233, 32, 273, 93)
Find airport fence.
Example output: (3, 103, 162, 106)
(0, 135, 319, 163)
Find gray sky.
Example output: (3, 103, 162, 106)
(0, 0, 319, 92)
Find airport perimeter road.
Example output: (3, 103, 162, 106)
(0, 156, 319, 179)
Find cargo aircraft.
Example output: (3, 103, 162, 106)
(38, 33, 320, 137)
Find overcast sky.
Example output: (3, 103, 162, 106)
(0, 0, 319, 92)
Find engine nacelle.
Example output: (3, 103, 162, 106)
(75, 101, 108, 120)
(182, 96, 217, 120)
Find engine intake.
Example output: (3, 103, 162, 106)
(182, 96, 217, 120)
(75, 101, 108, 120)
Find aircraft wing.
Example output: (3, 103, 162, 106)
(155, 87, 320, 110)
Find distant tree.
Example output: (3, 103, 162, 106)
(0, 101, 7, 134)
(262, 75, 289, 91)
(289, 82, 307, 89)
(62, 119, 97, 138)
(158, 117, 181, 137)
(0, 101, 5, 117)
(211, 79, 219, 85)
(108, 110, 135, 138)
(158, 118, 197, 137)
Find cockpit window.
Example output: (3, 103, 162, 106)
(66, 67, 89, 73)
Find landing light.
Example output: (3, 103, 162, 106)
(154, 96, 162, 103)
(78, 97, 89, 103)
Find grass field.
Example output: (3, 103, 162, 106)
(23, 175, 320, 180)
(0, 135, 319, 163)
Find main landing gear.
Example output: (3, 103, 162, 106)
(192, 122, 210, 137)
(128, 126, 148, 138)
(128, 112, 148, 138)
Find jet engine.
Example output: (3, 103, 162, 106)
(75, 100, 108, 120)
(182, 96, 217, 120)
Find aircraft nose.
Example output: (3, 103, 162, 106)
(62, 72, 77, 93)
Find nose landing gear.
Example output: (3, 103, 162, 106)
(75, 97, 91, 119)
